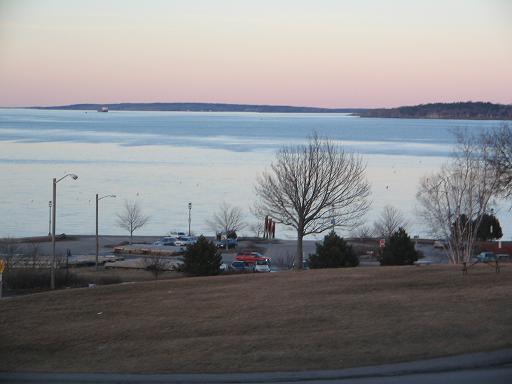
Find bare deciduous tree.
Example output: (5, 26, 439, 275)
(247, 206, 266, 238)
(207, 202, 246, 249)
(247, 222, 264, 238)
(273, 251, 295, 270)
(417, 131, 500, 264)
(19, 243, 42, 269)
(140, 255, 170, 279)
(350, 225, 374, 239)
(116, 201, 150, 244)
(373, 205, 408, 239)
(483, 124, 512, 198)
(255, 134, 371, 270)
(0, 237, 20, 271)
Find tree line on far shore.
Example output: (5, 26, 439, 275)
(357, 102, 512, 120)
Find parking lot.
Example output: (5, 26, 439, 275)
(10, 234, 454, 274)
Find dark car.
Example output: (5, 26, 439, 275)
(215, 238, 238, 249)
(292, 259, 310, 270)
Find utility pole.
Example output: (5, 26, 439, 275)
(188, 202, 192, 236)
(490, 208, 495, 239)
(0, 260, 5, 298)
(96, 194, 99, 271)
(331, 204, 336, 233)
(50, 173, 78, 290)
(51, 178, 56, 290)
(96, 194, 116, 271)
(48, 201, 52, 237)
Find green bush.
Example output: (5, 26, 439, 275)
(378, 227, 419, 265)
(309, 232, 359, 268)
(476, 213, 503, 241)
(182, 236, 222, 276)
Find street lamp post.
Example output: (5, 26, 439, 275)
(96, 194, 116, 271)
(51, 173, 78, 290)
(188, 202, 192, 236)
(331, 204, 336, 233)
(48, 201, 52, 237)
(490, 208, 495, 238)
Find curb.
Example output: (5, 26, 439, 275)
(1, 348, 512, 383)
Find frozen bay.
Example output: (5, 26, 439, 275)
(0, 109, 510, 239)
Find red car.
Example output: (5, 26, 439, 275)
(235, 251, 271, 263)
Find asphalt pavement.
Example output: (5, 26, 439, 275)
(12, 235, 449, 271)
(1, 348, 511, 383)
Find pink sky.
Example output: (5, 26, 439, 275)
(0, 0, 511, 108)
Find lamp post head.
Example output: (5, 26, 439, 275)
(56, 173, 79, 183)
(189, 202, 192, 209)
(98, 194, 116, 201)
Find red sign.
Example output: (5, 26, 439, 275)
(379, 239, 385, 248)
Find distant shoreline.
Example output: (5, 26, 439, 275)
(359, 116, 512, 121)
(357, 101, 512, 121)
(28, 102, 365, 114)
(16, 101, 512, 120)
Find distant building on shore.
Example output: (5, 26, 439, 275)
(98, 106, 108, 112)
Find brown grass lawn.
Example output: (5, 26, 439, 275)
(73, 266, 181, 283)
(1, 265, 512, 373)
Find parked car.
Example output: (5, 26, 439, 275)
(235, 251, 271, 263)
(153, 236, 177, 246)
(174, 236, 197, 247)
(292, 259, 310, 270)
(476, 251, 496, 262)
(433, 240, 447, 249)
(254, 259, 271, 273)
(215, 238, 238, 249)
(104, 255, 124, 263)
(169, 232, 187, 237)
(229, 261, 255, 272)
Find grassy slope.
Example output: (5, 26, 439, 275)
(1, 265, 512, 373)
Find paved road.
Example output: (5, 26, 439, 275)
(220, 240, 316, 266)
(262, 367, 512, 384)
(2, 349, 511, 383)
(2, 368, 512, 383)
(13, 235, 162, 258)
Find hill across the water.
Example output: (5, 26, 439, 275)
(356, 101, 512, 120)
(31, 102, 365, 113)
(29, 101, 512, 120)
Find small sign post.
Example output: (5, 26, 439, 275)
(0, 260, 5, 299)
(379, 239, 385, 248)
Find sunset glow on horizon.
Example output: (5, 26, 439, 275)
(0, 0, 511, 108)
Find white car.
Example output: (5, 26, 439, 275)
(104, 255, 124, 263)
(254, 259, 271, 273)
(153, 237, 177, 246)
(433, 240, 447, 249)
(174, 236, 197, 247)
